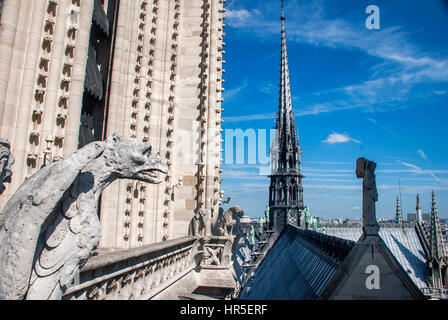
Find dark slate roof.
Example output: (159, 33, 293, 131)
(324, 226, 429, 290)
(238, 225, 354, 300)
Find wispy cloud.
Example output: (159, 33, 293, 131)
(222, 113, 274, 123)
(395, 160, 421, 172)
(322, 132, 361, 144)
(367, 118, 395, 135)
(417, 149, 428, 161)
(223, 79, 248, 100)
(222, 102, 358, 123)
(226, 0, 448, 116)
(394, 159, 448, 184)
(226, 8, 256, 28)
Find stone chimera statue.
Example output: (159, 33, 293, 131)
(0, 134, 168, 300)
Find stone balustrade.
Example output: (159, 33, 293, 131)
(193, 236, 234, 270)
(63, 236, 197, 300)
(62, 235, 236, 300)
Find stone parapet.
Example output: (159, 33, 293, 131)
(63, 236, 197, 300)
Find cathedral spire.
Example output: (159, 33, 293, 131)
(268, 0, 304, 231)
(429, 191, 446, 261)
(274, 0, 301, 173)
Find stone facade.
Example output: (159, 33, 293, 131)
(0, 0, 226, 249)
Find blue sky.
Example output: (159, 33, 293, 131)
(219, 0, 448, 220)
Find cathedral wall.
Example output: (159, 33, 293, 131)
(0, 0, 225, 250)
(0, 0, 94, 209)
(99, 0, 226, 248)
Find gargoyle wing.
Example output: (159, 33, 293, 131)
(0, 141, 104, 300)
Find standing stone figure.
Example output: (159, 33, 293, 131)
(264, 205, 269, 229)
(189, 208, 208, 236)
(249, 226, 255, 245)
(0, 138, 14, 195)
(356, 157, 379, 235)
(257, 217, 264, 234)
(304, 205, 310, 229)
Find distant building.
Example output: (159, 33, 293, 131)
(408, 213, 417, 221)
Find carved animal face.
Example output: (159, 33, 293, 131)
(231, 206, 244, 219)
(0, 139, 14, 194)
(106, 134, 168, 184)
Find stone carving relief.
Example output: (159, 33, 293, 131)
(0, 134, 167, 300)
(193, 237, 233, 269)
(0, 138, 14, 195)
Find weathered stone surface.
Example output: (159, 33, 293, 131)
(189, 208, 208, 236)
(0, 134, 167, 300)
(0, 138, 14, 195)
(217, 206, 244, 237)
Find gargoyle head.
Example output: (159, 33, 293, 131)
(230, 206, 244, 219)
(0, 139, 14, 194)
(105, 134, 168, 184)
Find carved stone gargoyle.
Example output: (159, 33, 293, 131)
(0, 134, 168, 300)
(217, 206, 244, 237)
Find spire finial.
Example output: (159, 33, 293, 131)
(430, 190, 446, 261)
(281, 0, 285, 21)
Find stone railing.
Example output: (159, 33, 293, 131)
(192, 236, 234, 270)
(63, 237, 197, 300)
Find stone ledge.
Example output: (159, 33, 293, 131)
(83, 236, 197, 272)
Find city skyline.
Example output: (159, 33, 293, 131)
(219, 0, 448, 219)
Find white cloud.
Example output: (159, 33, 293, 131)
(225, 8, 254, 28)
(322, 132, 361, 144)
(417, 149, 428, 161)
